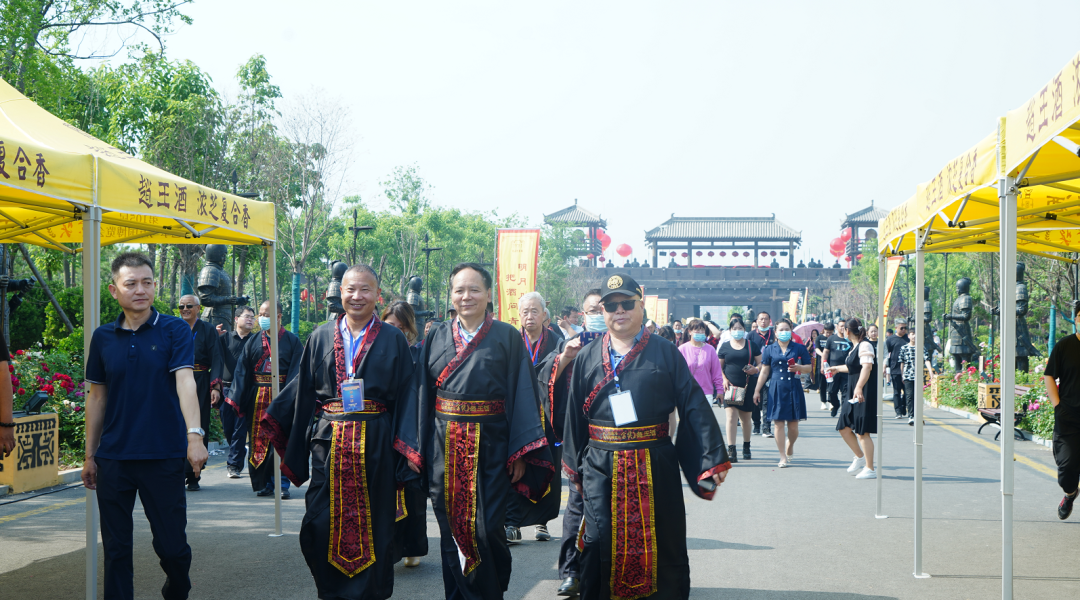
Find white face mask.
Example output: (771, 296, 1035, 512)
(584, 314, 607, 332)
(258, 316, 272, 331)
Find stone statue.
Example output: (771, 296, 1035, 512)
(943, 277, 976, 372)
(325, 260, 348, 321)
(197, 245, 248, 332)
(992, 262, 1041, 372)
(406, 276, 434, 333)
(922, 286, 939, 356)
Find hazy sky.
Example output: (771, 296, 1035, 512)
(92, 0, 1080, 264)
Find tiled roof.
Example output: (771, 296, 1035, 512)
(543, 201, 607, 227)
(645, 215, 801, 242)
(842, 202, 890, 226)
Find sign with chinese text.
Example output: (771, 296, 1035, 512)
(643, 295, 658, 323)
(495, 229, 540, 328)
(655, 299, 669, 326)
(0, 412, 60, 494)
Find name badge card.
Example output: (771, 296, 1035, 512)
(342, 379, 365, 413)
(609, 390, 638, 426)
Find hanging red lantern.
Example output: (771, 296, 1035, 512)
(770, 251, 777, 256)
(586, 253, 595, 260)
(301, 289, 309, 301)
(719, 251, 726, 257)
(599, 234, 611, 251)
(708, 251, 715, 257)
(830, 247, 843, 258)
(829, 238, 845, 252)
(616, 243, 633, 257)
(840, 228, 853, 242)
(856, 253, 864, 260)
(844, 255, 852, 262)
(761, 251, 767, 257)
(596, 228, 606, 238)
(743, 251, 750, 257)
(682, 252, 688, 257)
(696, 251, 703, 256)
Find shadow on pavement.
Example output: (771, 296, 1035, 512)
(689, 588, 897, 599)
(686, 538, 772, 551)
(887, 474, 998, 484)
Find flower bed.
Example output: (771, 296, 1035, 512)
(10, 349, 85, 469)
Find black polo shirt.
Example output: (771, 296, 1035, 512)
(86, 308, 194, 460)
(1046, 334, 1080, 435)
(220, 329, 253, 384)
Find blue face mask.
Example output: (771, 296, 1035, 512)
(692, 333, 707, 343)
(760, 324, 773, 331)
(584, 314, 607, 332)
(777, 331, 792, 342)
(258, 316, 272, 331)
(731, 330, 746, 340)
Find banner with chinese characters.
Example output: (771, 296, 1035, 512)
(494, 228, 540, 328)
(0, 77, 275, 246)
(643, 295, 658, 323)
(655, 299, 669, 326)
(1005, 50, 1080, 176)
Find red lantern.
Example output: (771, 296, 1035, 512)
(829, 247, 843, 258)
(856, 253, 864, 260)
(586, 253, 595, 260)
(760, 251, 767, 257)
(682, 252, 688, 257)
(616, 243, 632, 257)
(770, 251, 777, 256)
(708, 251, 714, 257)
(840, 228, 853, 242)
(844, 255, 852, 262)
(599, 234, 611, 251)
(696, 251, 703, 256)
(829, 238, 845, 252)
(597, 228, 606, 237)
(719, 251, 726, 257)
(301, 289, 309, 301)
(743, 251, 750, 257)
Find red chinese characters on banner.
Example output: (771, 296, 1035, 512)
(495, 229, 540, 328)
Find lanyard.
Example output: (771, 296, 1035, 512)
(522, 329, 543, 365)
(341, 317, 375, 379)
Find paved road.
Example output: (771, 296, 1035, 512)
(2, 397, 1079, 599)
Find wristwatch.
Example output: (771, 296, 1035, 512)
(187, 427, 206, 437)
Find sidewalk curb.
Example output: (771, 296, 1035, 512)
(0, 441, 225, 496)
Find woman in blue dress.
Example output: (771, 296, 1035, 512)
(752, 318, 813, 467)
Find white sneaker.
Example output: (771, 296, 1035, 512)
(855, 468, 877, 479)
(908, 417, 915, 426)
(820, 402, 829, 410)
(847, 456, 866, 474)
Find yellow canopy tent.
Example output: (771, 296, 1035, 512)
(875, 49, 1080, 599)
(0, 77, 284, 600)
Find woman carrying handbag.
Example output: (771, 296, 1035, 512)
(717, 316, 762, 461)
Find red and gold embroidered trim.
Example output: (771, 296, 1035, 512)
(333, 314, 382, 397)
(249, 374, 284, 469)
(437, 313, 493, 388)
(589, 422, 670, 444)
(395, 484, 407, 522)
(444, 421, 482, 576)
(508, 436, 553, 501)
(394, 437, 423, 470)
(321, 400, 387, 415)
(610, 448, 657, 600)
(696, 462, 732, 501)
(435, 397, 505, 417)
(328, 420, 376, 576)
(192, 364, 210, 372)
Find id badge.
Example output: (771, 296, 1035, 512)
(342, 379, 365, 413)
(609, 390, 638, 426)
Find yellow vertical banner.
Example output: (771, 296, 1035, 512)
(882, 256, 904, 324)
(495, 228, 541, 328)
(643, 295, 659, 323)
(800, 287, 809, 323)
(655, 299, 669, 326)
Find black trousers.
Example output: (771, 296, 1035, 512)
(890, 374, 906, 415)
(220, 385, 246, 471)
(903, 380, 916, 417)
(558, 482, 584, 580)
(826, 372, 847, 410)
(96, 457, 191, 600)
(1053, 431, 1080, 494)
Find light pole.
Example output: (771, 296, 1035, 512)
(349, 209, 373, 265)
(421, 233, 443, 311)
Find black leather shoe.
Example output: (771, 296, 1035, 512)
(727, 445, 738, 464)
(186, 481, 200, 492)
(742, 442, 751, 460)
(1059, 492, 1077, 520)
(281, 489, 291, 500)
(256, 487, 274, 497)
(557, 577, 580, 597)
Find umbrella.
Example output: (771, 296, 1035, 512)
(794, 321, 824, 340)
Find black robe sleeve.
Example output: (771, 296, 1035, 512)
(536, 336, 569, 443)
(264, 325, 329, 486)
(226, 334, 258, 417)
(283, 331, 304, 386)
(562, 340, 599, 486)
(504, 326, 556, 499)
(208, 321, 224, 390)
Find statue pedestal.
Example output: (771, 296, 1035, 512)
(0, 412, 61, 494)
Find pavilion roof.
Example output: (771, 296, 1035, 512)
(645, 215, 801, 243)
(543, 200, 607, 228)
(842, 201, 889, 228)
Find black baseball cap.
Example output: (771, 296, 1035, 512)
(599, 273, 643, 301)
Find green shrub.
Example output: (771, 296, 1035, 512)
(9, 287, 48, 350)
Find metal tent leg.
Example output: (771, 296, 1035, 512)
(999, 176, 1018, 600)
(913, 245, 929, 579)
(876, 255, 887, 519)
(267, 243, 284, 538)
(83, 205, 102, 600)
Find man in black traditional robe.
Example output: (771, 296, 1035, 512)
(178, 295, 223, 492)
(227, 300, 303, 497)
(418, 263, 555, 600)
(505, 291, 582, 544)
(564, 274, 730, 600)
(265, 266, 421, 599)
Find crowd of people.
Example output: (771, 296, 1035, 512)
(2, 253, 1076, 599)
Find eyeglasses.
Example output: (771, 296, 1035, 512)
(603, 300, 638, 313)
(178, 304, 196, 310)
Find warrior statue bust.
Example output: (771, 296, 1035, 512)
(943, 277, 976, 372)
(197, 244, 248, 332)
(922, 285, 939, 356)
(992, 262, 1042, 372)
(325, 260, 347, 321)
(406, 276, 433, 332)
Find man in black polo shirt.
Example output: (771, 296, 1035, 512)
(815, 322, 833, 410)
(178, 294, 223, 491)
(218, 305, 255, 478)
(1044, 301, 1080, 520)
(823, 320, 852, 417)
(751, 311, 775, 437)
(885, 319, 909, 418)
(83, 252, 207, 600)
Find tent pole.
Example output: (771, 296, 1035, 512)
(913, 241, 929, 578)
(998, 176, 1018, 600)
(876, 255, 887, 518)
(267, 243, 284, 538)
(84, 163, 103, 600)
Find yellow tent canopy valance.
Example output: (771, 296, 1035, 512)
(0, 77, 275, 249)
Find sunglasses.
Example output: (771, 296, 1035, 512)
(178, 304, 197, 310)
(603, 300, 638, 313)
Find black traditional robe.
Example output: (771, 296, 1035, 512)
(564, 329, 730, 600)
(227, 327, 303, 492)
(264, 316, 421, 600)
(186, 318, 223, 482)
(507, 327, 566, 528)
(395, 341, 429, 560)
(418, 313, 555, 600)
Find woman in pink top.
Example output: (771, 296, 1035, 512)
(679, 320, 725, 403)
